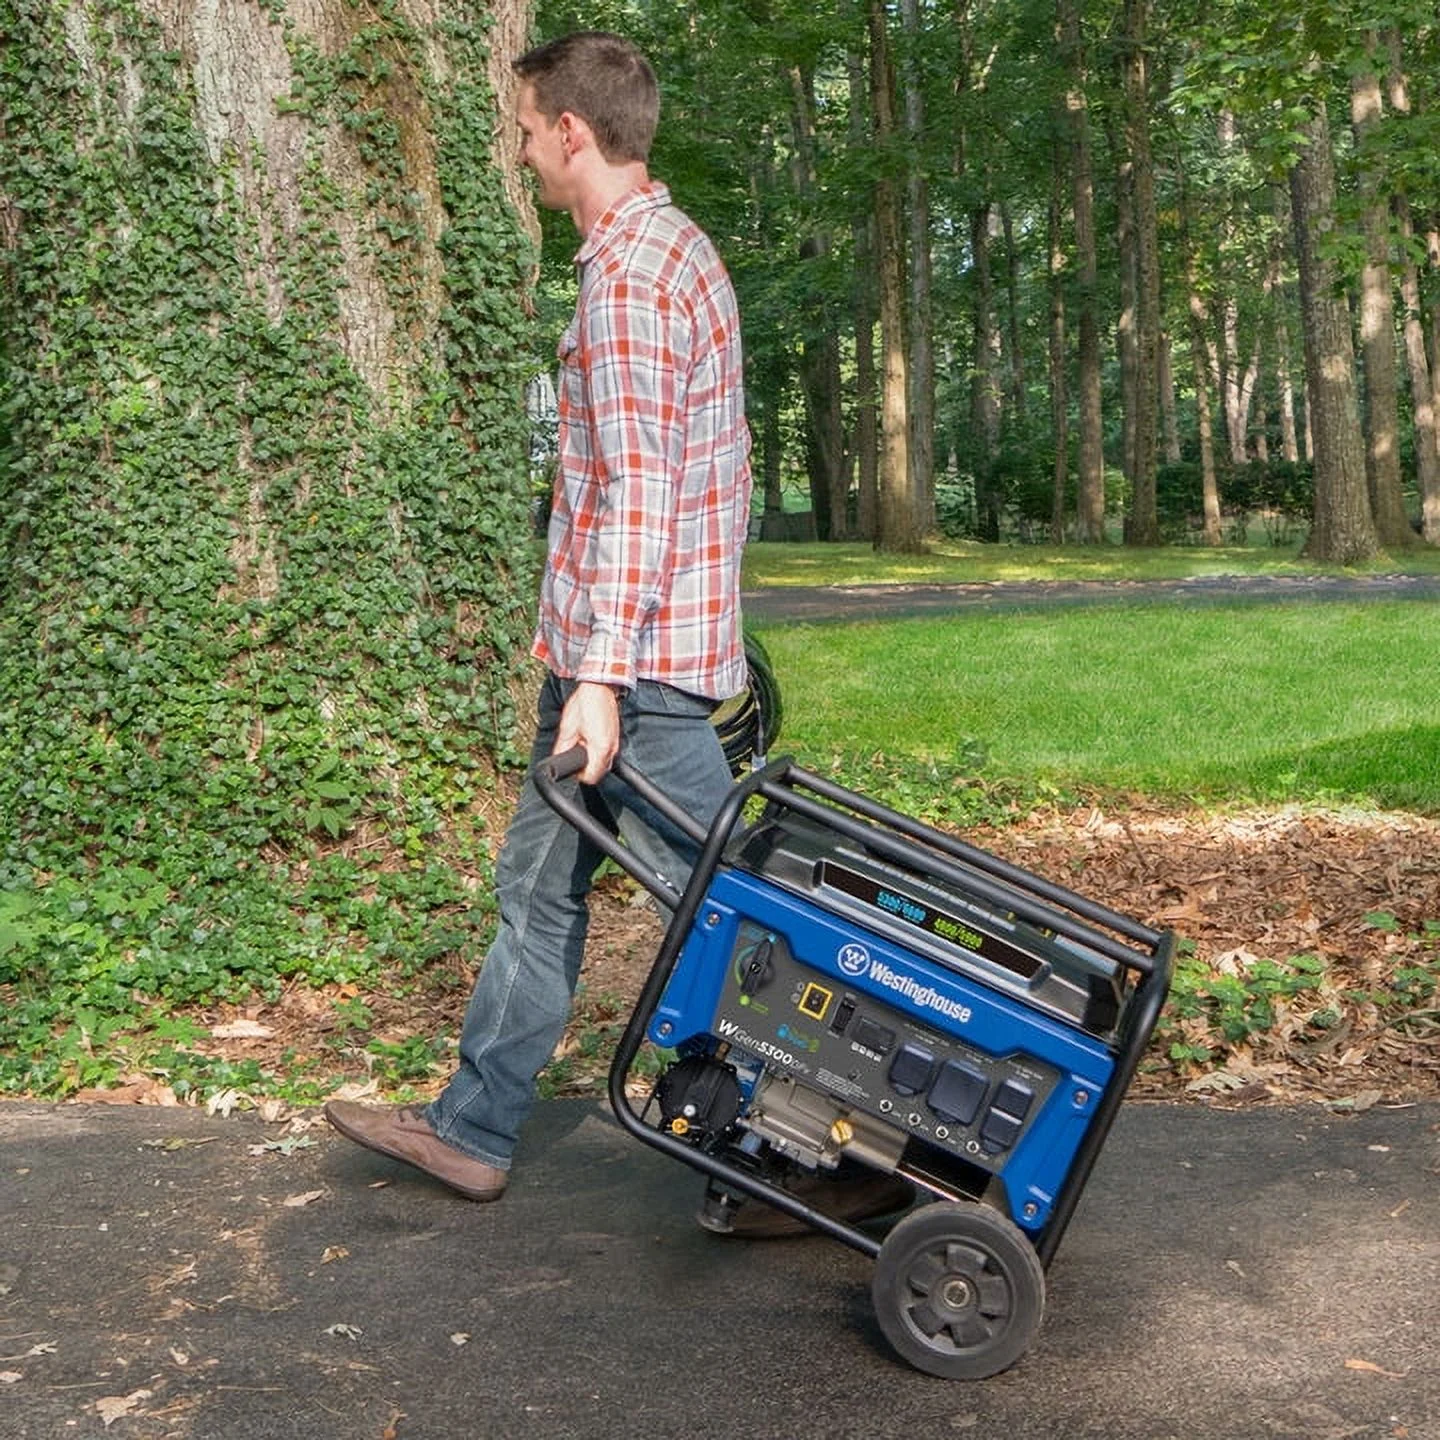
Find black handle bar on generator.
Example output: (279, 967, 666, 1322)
(533, 745, 715, 910)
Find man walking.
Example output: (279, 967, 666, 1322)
(325, 31, 909, 1237)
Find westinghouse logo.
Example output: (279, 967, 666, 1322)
(835, 944, 973, 1025)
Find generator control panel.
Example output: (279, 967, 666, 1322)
(712, 921, 1062, 1171)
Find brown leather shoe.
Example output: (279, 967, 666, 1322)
(323, 1101, 508, 1202)
(710, 1168, 915, 1239)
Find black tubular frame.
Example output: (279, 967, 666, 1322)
(533, 747, 1175, 1267)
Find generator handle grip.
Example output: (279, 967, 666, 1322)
(533, 745, 709, 908)
(542, 745, 589, 783)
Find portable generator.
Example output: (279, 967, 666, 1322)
(535, 750, 1174, 1380)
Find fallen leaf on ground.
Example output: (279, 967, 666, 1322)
(326, 1323, 362, 1340)
(72, 1076, 178, 1106)
(209, 1020, 274, 1039)
(95, 1389, 153, 1427)
(0, 1371, 23, 1384)
(0, 1343, 56, 1362)
(283, 1189, 326, 1208)
(1346, 1358, 1408, 1378)
(321, 1246, 349, 1264)
(247, 1136, 317, 1156)
(141, 1136, 219, 1152)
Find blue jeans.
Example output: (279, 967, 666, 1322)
(425, 673, 735, 1169)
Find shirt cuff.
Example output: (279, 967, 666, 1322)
(577, 632, 635, 690)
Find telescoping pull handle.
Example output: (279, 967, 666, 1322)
(532, 746, 685, 907)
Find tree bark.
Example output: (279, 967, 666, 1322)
(0, 0, 539, 966)
(1272, 185, 1302, 467)
(1159, 331, 1181, 465)
(1289, 102, 1379, 564)
(1059, 0, 1105, 543)
(788, 66, 851, 540)
(1351, 43, 1415, 549)
(868, 0, 920, 553)
(1048, 153, 1069, 544)
(1385, 33, 1440, 544)
(1119, 0, 1160, 546)
(971, 204, 1002, 541)
(901, 0, 936, 538)
(1183, 197, 1223, 545)
(848, 49, 880, 542)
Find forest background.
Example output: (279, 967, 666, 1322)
(1, 0, 1438, 1106)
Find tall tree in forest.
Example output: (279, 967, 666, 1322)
(1, 1, 537, 1007)
(1058, 0, 1105, 542)
(868, 0, 922, 552)
(1386, 29, 1440, 543)
(849, 44, 881, 540)
(1118, 0, 1160, 545)
(1351, 39, 1415, 549)
(1047, 148, 1070, 543)
(1288, 99, 1379, 564)
(788, 63, 851, 540)
(902, 0, 936, 537)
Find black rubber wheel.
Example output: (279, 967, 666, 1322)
(871, 1203, 1045, 1380)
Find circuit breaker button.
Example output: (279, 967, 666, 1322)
(979, 1108, 1024, 1153)
(993, 1078, 1035, 1120)
(888, 1043, 935, 1096)
(927, 1061, 988, 1126)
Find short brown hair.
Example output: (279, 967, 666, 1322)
(513, 31, 659, 164)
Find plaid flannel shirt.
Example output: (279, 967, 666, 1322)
(533, 182, 753, 700)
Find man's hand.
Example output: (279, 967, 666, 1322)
(554, 681, 622, 784)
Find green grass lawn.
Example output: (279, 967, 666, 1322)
(753, 600, 1440, 813)
(742, 537, 1440, 589)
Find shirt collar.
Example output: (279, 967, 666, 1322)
(575, 180, 671, 267)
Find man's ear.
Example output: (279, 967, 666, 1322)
(557, 110, 593, 158)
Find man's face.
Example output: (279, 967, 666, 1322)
(517, 83, 568, 211)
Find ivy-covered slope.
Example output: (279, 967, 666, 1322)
(0, 0, 539, 1096)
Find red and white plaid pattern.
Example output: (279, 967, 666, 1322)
(533, 182, 753, 700)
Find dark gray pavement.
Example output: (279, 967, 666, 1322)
(4, 1097, 1438, 1439)
(742, 571, 1440, 624)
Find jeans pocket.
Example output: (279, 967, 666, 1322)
(628, 680, 719, 720)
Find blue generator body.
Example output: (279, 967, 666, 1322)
(536, 753, 1175, 1381)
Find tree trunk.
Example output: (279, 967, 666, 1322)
(1115, 118, 1138, 506)
(1386, 33, 1440, 544)
(971, 204, 1003, 541)
(1048, 153, 1069, 544)
(1159, 332, 1181, 465)
(1273, 187, 1302, 465)
(1120, 0, 1160, 546)
(756, 360, 787, 539)
(868, 0, 920, 553)
(788, 67, 851, 541)
(901, 0, 936, 538)
(1184, 210, 1223, 545)
(849, 49, 880, 542)
(1351, 43, 1414, 549)
(1289, 102, 1379, 564)
(0, 0, 538, 971)
(1060, 0, 1105, 542)
(1001, 203, 1027, 420)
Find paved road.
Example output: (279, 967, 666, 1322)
(4, 1097, 1437, 1439)
(742, 571, 1440, 624)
